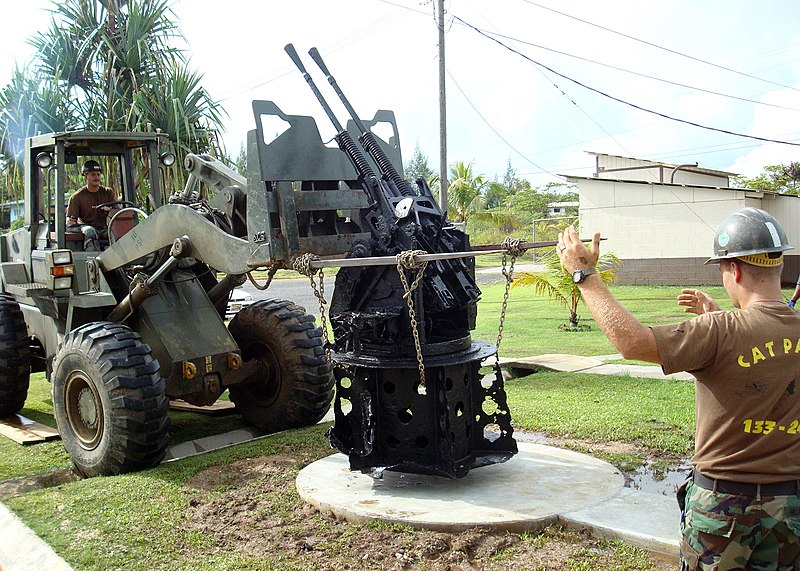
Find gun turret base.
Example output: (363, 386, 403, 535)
(328, 341, 517, 479)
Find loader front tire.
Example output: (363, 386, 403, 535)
(228, 299, 334, 432)
(52, 322, 170, 477)
(0, 294, 31, 418)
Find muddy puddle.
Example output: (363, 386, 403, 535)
(513, 429, 690, 497)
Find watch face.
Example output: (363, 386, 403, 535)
(572, 270, 583, 283)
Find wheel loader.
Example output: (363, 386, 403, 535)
(0, 130, 335, 476)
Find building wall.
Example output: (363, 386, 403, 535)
(617, 255, 800, 286)
(573, 177, 800, 285)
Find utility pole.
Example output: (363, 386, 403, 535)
(437, 0, 448, 215)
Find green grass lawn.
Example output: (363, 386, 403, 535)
(472, 282, 734, 357)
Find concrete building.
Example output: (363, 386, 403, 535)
(564, 153, 800, 286)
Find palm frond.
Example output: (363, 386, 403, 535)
(511, 249, 623, 329)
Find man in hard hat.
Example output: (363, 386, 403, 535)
(66, 160, 118, 251)
(557, 207, 800, 569)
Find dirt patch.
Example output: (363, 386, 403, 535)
(0, 468, 81, 498)
(183, 454, 677, 570)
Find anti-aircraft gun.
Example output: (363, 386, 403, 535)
(283, 45, 517, 478)
(0, 46, 517, 479)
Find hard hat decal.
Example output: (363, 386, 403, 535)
(765, 222, 782, 247)
(718, 232, 730, 247)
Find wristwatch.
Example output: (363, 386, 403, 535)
(572, 268, 597, 284)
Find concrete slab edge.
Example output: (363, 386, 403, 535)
(558, 514, 680, 560)
(0, 500, 73, 571)
(296, 477, 681, 561)
(296, 484, 561, 533)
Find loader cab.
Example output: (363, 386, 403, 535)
(18, 131, 173, 255)
(0, 132, 174, 297)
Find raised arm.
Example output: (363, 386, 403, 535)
(557, 226, 661, 364)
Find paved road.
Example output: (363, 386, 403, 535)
(239, 276, 323, 312)
(238, 264, 542, 313)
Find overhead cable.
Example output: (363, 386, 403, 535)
(446, 69, 561, 180)
(521, 0, 800, 94)
(468, 26, 800, 113)
(453, 16, 800, 148)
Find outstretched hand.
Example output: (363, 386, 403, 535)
(557, 226, 601, 274)
(677, 288, 721, 315)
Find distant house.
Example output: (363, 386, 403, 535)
(0, 200, 24, 227)
(563, 153, 800, 286)
(546, 201, 579, 217)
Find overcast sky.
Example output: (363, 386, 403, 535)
(2, 0, 800, 188)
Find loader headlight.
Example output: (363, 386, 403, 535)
(36, 152, 53, 169)
(46, 250, 75, 290)
(159, 152, 176, 167)
(52, 276, 73, 290)
(51, 250, 73, 265)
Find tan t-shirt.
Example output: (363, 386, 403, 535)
(67, 185, 117, 228)
(652, 302, 800, 483)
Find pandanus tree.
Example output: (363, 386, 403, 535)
(0, 0, 225, 205)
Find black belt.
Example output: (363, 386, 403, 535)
(693, 471, 800, 496)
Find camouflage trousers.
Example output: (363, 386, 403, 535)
(679, 480, 800, 570)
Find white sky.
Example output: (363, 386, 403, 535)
(2, 0, 800, 187)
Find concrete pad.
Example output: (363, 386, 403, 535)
(297, 442, 680, 558)
(0, 501, 73, 571)
(297, 443, 622, 531)
(496, 354, 695, 382)
(587, 364, 695, 381)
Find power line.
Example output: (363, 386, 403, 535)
(520, 0, 800, 94)
(451, 1, 641, 171)
(464, 26, 800, 113)
(453, 15, 800, 148)
(445, 68, 561, 180)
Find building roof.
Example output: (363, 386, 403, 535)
(586, 151, 739, 178)
(561, 174, 797, 198)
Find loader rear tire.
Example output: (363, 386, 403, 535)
(0, 294, 31, 418)
(228, 299, 334, 432)
(52, 322, 170, 477)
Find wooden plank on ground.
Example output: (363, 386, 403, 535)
(169, 399, 236, 416)
(0, 415, 60, 445)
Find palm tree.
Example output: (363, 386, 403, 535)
(447, 161, 487, 223)
(512, 250, 621, 330)
(446, 161, 520, 237)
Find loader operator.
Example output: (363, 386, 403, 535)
(556, 207, 800, 570)
(67, 159, 117, 251)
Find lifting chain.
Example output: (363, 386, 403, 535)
(247, 264, 280, 291)
(396, 249, 429, 387)
(292, 253, 333, 364)
(495, 237, 525, 365)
